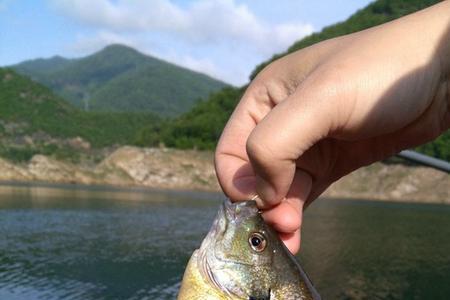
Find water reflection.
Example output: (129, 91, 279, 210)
(300, 200, 450, 299)
(0, 184, 449, 299)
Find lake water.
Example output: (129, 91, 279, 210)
(0, 183, 449, 300)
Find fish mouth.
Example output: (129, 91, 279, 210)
(203, 199, 259, 243)
(249, 291, 271, 300)
(223, 198, 259, 224)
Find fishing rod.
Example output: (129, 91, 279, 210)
(396, 150, 450, 173)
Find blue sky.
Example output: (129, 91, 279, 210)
(0, 0, 373, 85)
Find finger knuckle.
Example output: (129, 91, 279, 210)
(246, 133, 275, 168)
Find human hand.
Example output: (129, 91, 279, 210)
(215, 1, 450, 254)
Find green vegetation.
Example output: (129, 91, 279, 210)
(0, 68, 160, 161)
(0, 146, 39, 163)
(0, 143, 84, 163)
(416, 134, 450, 163)
(13, 44, 227, 116)
(134, 87, 243, 150)
(136, 0, 449, 162)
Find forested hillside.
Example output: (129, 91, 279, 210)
(138, 0, 449, 161)
(13, 44, 227, 116)
(134, 87, 243, 150)
(0, 68, 159, 161)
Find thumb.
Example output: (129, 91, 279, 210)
(246, 86, 334, 207)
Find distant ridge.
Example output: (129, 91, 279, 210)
(12, 44, 228, 116)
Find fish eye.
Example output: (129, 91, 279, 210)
(248, 232, 267, 252)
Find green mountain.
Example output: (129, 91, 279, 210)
(12, 44, 228, 116)
(136, 0, 449, 161)
(0, 68, 160, 161)
(13, 55, 71, 75)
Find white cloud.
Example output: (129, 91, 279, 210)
(51, 0, 313, 54)
(185, 0, 313, 55)
(50, 0, 314, 85)
(50, 0, 188, 31)
(173, 55, 221, 79)
(171, 55, 220, 79)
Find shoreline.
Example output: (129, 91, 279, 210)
(0, 146, 448, 205)
(0, 178, 224, 201)
(0, 172, 448, 207)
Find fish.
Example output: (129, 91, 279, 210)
(178, 199, 321, 300)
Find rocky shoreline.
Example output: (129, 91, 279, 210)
(0, 146, 448, 204)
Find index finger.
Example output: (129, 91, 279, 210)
(215, 82, 276, 201)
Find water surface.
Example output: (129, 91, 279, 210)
(0, 184, 449, 299)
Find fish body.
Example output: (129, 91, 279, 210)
(178, 199, 321, 300)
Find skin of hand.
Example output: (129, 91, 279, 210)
(215, 1, 450, 254)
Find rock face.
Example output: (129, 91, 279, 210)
(0, 158, 31, 180)
(0, 146, 219, 191)
(323, 163, 449, 203)
(98, 146, 219, 190)
(0, 146, 448, 204)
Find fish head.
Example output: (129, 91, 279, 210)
(198, 199, 282, 299)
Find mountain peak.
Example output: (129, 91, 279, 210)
(99, 44, 143, 56)
(11, 44, 227, 116)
